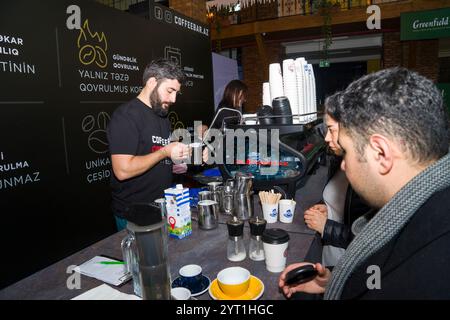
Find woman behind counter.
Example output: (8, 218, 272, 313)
(210, 80, 248, 130)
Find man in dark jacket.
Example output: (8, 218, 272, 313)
(279, 67, 450, 299)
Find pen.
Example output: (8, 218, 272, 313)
(98, 261, 125, 265)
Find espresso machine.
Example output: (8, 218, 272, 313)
(218, 117, 326, 198)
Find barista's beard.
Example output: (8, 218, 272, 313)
(149, 85, 170, 117)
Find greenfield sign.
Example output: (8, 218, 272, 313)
(401, 7, 450, 41)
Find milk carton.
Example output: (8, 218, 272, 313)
(164, 184, 192, 239)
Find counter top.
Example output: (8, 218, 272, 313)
(0, 166, 327, 300)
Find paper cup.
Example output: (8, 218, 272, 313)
(263, 242, 289, 272)
(262, 228, 290, 273)
(279, 199, 296, 223)
(262, 203, 278, 223)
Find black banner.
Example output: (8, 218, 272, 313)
(0, 0, 214, 288)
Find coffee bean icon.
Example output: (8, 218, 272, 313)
(82, 112, 111, 154)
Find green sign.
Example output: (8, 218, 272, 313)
(401, 7, 450, 41)
(320, 60, 330, 68)
(437, 83, 450, 116)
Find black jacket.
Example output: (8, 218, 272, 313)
(341, 186, 450, 299)
(321, 156, 371, 249)
(210, 104, 241, 130)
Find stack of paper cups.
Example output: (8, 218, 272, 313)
(295, 58, 307, 123)
(282, 59, 298, 122)
(304, 63, 311, 120)
(306, 64, 315, 121)
(269, 63, 284, 101)
(309, 64, 317, 120)
(262, 82, 271, 106)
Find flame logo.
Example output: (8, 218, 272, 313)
(77, 20, 108, 68)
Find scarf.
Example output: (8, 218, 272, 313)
(325, 152, 450, 299)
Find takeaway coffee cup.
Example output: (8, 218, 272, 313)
(279, 199, 296, 223)
(179, 264, 203, 294)
(262, 228, 290, 273)
(190, 142, 203, 165)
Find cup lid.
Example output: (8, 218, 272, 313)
(262, 228, 289, 244)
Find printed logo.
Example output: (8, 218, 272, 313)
(164, 46, 182, 66)
(165, 10, 173, 24)
(77, 20, 108, 68)
(81, 112, 111, 154)
(66, 265, 81, 290)
(154, 6, 163, 20)
(270, 208, 277, 217)
(366, 265, 381, 290)
(284, 209, 293, 218)
(168, 111, 185, 130)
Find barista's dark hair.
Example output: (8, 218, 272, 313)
(337, 67, 449, 163)
(142, 58, 186, 86)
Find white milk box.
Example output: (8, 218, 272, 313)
(164, 184, 192, 239)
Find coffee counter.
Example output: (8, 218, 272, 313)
(0, 167, 327, 300)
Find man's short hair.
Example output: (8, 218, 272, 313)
(337, 67, 449, 163)
(142, 58, 186, 86)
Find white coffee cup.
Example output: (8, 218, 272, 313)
(171, 287, 192, 300)
(262, 203, 278, 223)
(262, 228, 290, 273)
(279, 199, 296, 223)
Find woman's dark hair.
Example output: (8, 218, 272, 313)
(142, 58, 186, 86)
(324, 91, 342, 122)
(219, 80, 248, 109)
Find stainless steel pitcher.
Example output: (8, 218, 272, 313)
(221, 185, 234, 215)
(197, 200, 219, 230)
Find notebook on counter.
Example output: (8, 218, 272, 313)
(72, 284, 140, 300)
(76, 255, 131, 286)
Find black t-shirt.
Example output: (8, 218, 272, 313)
(107, 98, 172, 217)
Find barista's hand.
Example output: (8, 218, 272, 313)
(279, 262, 330, 298)
(304, 206, 328, 236)
(163, 142, 189, 163)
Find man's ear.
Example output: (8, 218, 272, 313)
(145, 77, 157, 90)
(368, 134, 394, 175)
